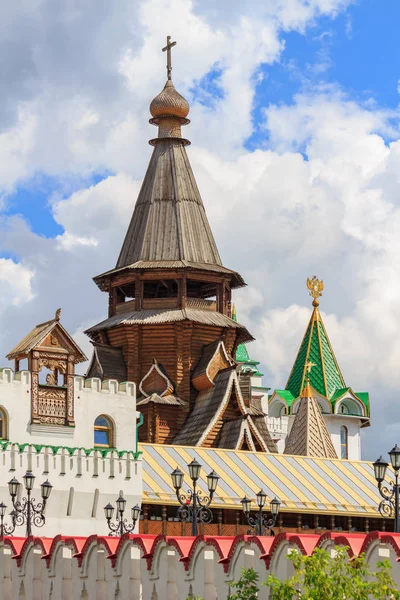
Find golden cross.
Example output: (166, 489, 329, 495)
(162, 36, 177, 80)
(305, 361, 316, 375)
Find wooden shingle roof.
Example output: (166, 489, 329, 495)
(94, 76, 244, 290)
(284, 383, 338, 459)
(7, 312, 87, 364)
(117, 139, 223, 268)
(85, 308, 253, 345)
(86, 343, 127, 381)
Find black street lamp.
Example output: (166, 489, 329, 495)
(373, 445, 400, 532)
(7, 472, 52, 537)
(104, 495, 141, 536)
(0, 502, 15, 536)
(241, 489, 281, 536)
(171, 460, 219, 536)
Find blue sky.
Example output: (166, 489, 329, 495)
(248, 0, 400, 148)
(5, 0, 400, 237)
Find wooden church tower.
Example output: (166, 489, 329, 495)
(85, 38, 276, 453)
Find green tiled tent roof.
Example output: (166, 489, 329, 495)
(286, 307, 346, 401)
(236, 343, 250, 363)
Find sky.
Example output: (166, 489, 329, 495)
(0, 0, 399, 461)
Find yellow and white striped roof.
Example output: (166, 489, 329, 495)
(140, 443, 386, 517)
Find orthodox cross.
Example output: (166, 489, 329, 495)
(305, 361, 316, 376)
(162, 36, 177, 80)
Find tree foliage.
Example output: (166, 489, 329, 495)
(266, 546, 400, 600)
(228, 568, 259, 600)
(186, 546, 400, 600)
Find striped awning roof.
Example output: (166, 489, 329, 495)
(140, 443, 386, 518)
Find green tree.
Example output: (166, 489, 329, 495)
(266, 546, 400, 600)
(185, 568, 260, 600)
(228, 568, 260, 600)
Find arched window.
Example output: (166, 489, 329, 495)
(340, 426, 348, 459)
(94, 415, 114, 448)
(0, 408, 7, 439)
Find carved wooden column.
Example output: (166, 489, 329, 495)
(31, 351, 40, 425)
(235, 511, 241, 535)
(297, 514, 302, 532)
(135, 276, 142, 311)
(180, 274, 187, 309)
(143, 506, 149, 534)
(108, 286, 118, 317)
(278, 514, 283, 532)
(162, 506, 167, 535)
(218, 510, 223, 536)
(66, 355, 75, 426)
(226, 287, 232, 318)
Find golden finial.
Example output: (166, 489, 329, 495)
(307, 276, 324, 307)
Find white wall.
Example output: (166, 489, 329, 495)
(0, 369, 138, 450)
(325, 415, 362, 461)
(0, 532, 398, 600)
(0, 368, 142, 537)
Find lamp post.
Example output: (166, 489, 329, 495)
(7, 472, 52, 537)
(241, 490, 281, 536)
(0, 502, 15, 536)
(104, 495, 141, 536)
(373, 444, 400, 533)
(171, 460, 219, 536)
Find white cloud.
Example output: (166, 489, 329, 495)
(3, 0, 400, 461)
(0, 259, 35, 310)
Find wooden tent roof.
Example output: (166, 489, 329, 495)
(93, 77, 244, 290)
(117, 140, 222, 268)
(7, 311, 87, 364)
(284, 382, 338, 459)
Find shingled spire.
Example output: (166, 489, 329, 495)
(93, 38, 243, 291)
(285, 277, 346, 401)
(284, 375, 338, 459)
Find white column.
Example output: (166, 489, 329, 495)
(244, 549, 255, 570)
(96, 549, 106, 600)
(167, 550, 178, 600)
(129, 546, 142, 600)
(0, 547, 12, 600)
(203, 549, 217, 600)
(61, 547, 72, 600)
(32, 548, 43, 600)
